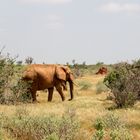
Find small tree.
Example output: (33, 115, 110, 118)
(0, 52, 31, 104)
(104, 61, 140, 108)
(96, 62, 104, 66)
(25, 57, 33, 64)
(72, 59, 76, 66)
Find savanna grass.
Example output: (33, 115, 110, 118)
(0, 107, 80, 140)
(93, 112, 132, 140)
(78, 80, 93, 90)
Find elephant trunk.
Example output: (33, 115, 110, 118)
(68, 80, 74, 101)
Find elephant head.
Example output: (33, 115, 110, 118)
(55, 65, 74, 100)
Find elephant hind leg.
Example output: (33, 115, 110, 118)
(48, 87, 54, 102)
(55, 85, 65, 101)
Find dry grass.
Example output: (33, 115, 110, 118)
(0, 75, 140, 139)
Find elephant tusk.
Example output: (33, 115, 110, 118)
(72, 82, 79, 87)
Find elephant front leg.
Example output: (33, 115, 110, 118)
(31, 89, 37, 102)
(30, 82, 38, 103)
(55, 85, 65, 101)
(48, 87, 54, 102)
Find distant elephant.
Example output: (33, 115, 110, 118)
(21, 64, 74, 102)
(96, 67, 107, 75)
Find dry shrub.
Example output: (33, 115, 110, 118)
(0, 52, 31, 104)
(0, 108, 79, 140)
(104, 60, 140, 108)
(93, 112, 132, 140)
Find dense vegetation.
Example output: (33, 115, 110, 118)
(0, 51, 140, 140)
(104, 60, 140, 108)
(0, 108, 79, 140)
(0, 53, 31, 104)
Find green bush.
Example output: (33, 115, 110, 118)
(93, 113, 132, 140)
(0, 53, 15, 104)
(11, 80, 32, 103)
(0, 52, 31, 104)
(44, 133, 59, 140)
(93, 118, 105, 140)
(104, 61, 140, 108)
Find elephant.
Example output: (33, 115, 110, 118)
(21, 64, 74, 102)
(96, 67, 107, 75)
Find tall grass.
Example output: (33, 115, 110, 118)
(0, 107, 80, 140)
(93, 112, 132, 140)
(78, 80, 93, 90)
(95, 81, 108, 94)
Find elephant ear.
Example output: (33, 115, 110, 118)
(56, 65, 74, 81)
(56, 66, 67, 81)
(69, 73, 74, 81)
(63, 66, 74, 81)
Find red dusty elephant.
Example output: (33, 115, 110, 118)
(21, 64, 74, 102)
(96, 67, 108, 75)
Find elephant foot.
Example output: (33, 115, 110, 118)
(62, 97, 65, 101)
(48, 100, 52, 102)
(32, 100, 39, 103)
